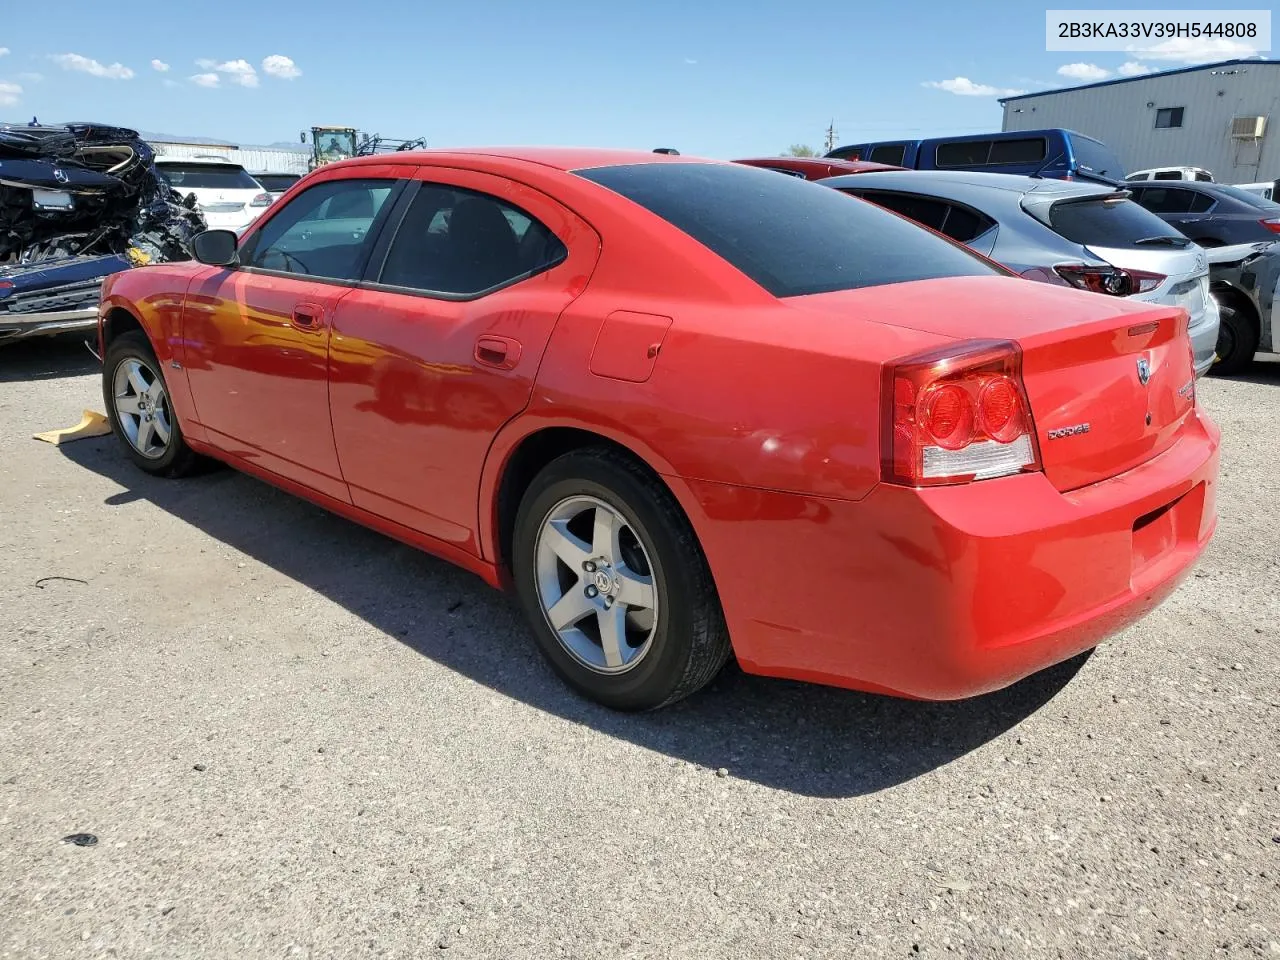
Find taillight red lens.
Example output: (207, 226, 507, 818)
(250, 192, 273, 208)
(1054, 263, 1165, 296)
(920, 383, 973, 449)
(977, 376, 1023, 442)
(1260, 218, 1280, 234)
(881, 340, 1042, 487)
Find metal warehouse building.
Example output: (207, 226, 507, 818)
(1000, 59, 1280, 183)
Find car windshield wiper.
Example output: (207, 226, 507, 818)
(1134, 235, 1191, 247)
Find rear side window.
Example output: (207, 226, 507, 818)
(157, 163, 261, 190)
(934, 138, 1046, 168)
(1153, 171, 1182, 180)
(868, 144, 907, 166)
(1194, 171, 1213, 182)
(576, 163, 999, 297)
(376, 184, 566, 296)
(826, 146, 862, 161)
(989, 138, 1046, 164)
(936, 140, 991, 167)
(1048, 195, 1186, 247)
(1188, 193, 1215, 213)
(853, 190, 996, 244)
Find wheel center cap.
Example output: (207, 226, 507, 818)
(593, 570, 614, 593)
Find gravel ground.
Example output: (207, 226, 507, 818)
(1, 336, 1278, 960)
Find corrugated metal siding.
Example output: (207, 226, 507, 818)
(148, 141, 310, 175)
(1002, 63, 1280, 182)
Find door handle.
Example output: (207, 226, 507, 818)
(292, 302, 325, 330)
(474, 335, 522, 370)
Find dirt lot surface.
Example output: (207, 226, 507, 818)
(2, 337, 1278, 960)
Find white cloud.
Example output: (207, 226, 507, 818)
(219, 58, 258, 86)
(1117, 61, 1153, 76)
(1124, 37, 1258, 64)
(50, 53, 134, 80)
(190, 72, 220, 88)
(151, 58, 170, 72)
(684, 58, 698, 65)
(0, 81, 20, 107)
(262, 55, 301, 79)
(0, 47, 10, 57)
(195, 58, 216, 69)
(923, 76, 1026, 97)
(1057, 62, 1109, 81)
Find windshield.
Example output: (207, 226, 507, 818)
(576, 162, 999, 298)
(1049, 195, 1186, 248)
(255, 174, 301, 192)
(1208, 184, 1280, 211)
(1069, 136, 1125, 181)
(315, 130, 357, 159)
(157, 163, 260, 190)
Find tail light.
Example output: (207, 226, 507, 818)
(0, 280, 12, 300)
(1259, 218, 1280, 234)
(249, 192, 273, 208)
(1052, 263, 1165, 296)
(882, 339, 1042, 487)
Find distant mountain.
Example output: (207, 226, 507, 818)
(138, 131, 239, 146)
(140, 131, 309, 153)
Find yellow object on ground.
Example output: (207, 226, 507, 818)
(33, 410, 112, 445)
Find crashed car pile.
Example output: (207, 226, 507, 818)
(0, 122, 205, 343)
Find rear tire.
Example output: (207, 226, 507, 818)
(511, 448, 731, 711)
(102, 330, 202, 478)
(1212, 299, 1259, 376)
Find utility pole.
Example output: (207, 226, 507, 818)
(824, 120, 838, 154)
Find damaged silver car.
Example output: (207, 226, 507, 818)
(0, 122, 205, 345)
(1208, 241, 1280, 374)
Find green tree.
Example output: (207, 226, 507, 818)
(784, 144, 818, 157)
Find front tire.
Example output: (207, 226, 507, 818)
(102, 330, 201, 477)
(512, 448, 731, 711)
(1212, 299, 1259, 376)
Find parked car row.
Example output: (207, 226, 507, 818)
(95, 148, 1220, 713)
(733, 151, 1280, 372)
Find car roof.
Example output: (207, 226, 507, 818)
(335, 146, 712, 172)
(732, 156, 902, 174)
(818, 169, 1116, 198)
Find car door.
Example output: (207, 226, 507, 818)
(183, 170, 405, 501)
(326, 170, 600, 554)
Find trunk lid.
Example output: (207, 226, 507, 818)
(789, 275, 1198, 492)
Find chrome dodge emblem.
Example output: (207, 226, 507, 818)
(1137, 358, 1151, 385)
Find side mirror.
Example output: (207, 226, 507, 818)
(192, 229, 240, 267)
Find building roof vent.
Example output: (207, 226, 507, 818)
(1231, 116, 1267, 139)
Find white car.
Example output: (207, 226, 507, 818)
(1126, 166, 1215, 183)
(154, 157, 273, 232)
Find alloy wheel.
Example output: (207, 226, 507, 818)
(533, 495, 659, 675)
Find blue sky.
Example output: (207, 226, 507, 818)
(0, 1, 1267, 157)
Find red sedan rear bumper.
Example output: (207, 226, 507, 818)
(677, 410, 1220, 700)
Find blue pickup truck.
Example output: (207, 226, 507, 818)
(826, 129, 1126, 184)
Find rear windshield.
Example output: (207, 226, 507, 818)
(1048, 195, 1186, 247)
(156, 163, 260, 190)
(1069, 136, 1125, 180)
(1207, 183, 1280, 211)
(576, 163, 999, 297)
(255, 174, 301, 192)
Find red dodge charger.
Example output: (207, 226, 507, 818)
(97, 148, 1219, 711)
